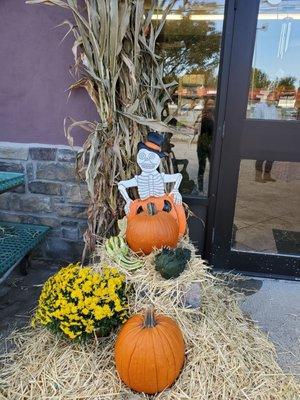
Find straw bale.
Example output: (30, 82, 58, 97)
(1, 242, 299, 399)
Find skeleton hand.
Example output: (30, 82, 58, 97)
(124, 199, 133, 215)
(171, 189, 182, 204)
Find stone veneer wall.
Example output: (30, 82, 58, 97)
(0, 142, 88, 265)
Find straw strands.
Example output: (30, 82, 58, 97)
(1, 242, 299, 399)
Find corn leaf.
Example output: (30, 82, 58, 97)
(28, 0, 178, 259)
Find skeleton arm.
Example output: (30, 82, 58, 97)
(163, 173, 183, 204)
(118, 177, 137, 214)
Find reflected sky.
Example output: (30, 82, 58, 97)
(254, 16, 300, 84)
(159, 1, 300, 85)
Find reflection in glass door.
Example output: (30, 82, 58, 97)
(232, 160, 300, 255)
(212, 0, 300, 277)
(232, 0, 300, 258)
(247, 0, 300, 121)
(156, 1, 225, 197)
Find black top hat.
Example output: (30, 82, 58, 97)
(137, 132, 166, 158)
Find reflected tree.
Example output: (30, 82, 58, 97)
(274, 76, 297, 92)
(251, 68, 271, 89)
(156, 2, 222, 85)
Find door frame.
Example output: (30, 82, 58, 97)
(205, 0, 300, 279)
(182, 0, 237, 255)
(204, 0, 237, 259)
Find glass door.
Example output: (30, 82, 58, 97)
(155, 0, 229, 253)
(211, 0, 300, 278)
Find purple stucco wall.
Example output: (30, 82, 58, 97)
(0, 0, 97, 146)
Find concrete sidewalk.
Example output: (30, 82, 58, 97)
(235, 277, 300, 376)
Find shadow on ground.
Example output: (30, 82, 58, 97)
(0, 262, 59, 352)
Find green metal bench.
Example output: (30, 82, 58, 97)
(0, 171, 50, 283)
(0, 172, 25, 194)
(0, 222, 50, 283)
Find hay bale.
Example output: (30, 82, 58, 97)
(0, 243, 299, 399)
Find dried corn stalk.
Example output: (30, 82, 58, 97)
(26, 0, 178, 260)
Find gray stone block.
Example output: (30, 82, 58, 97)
(0, 193, 20, 210)
(29, 147, 57, 161)
(13, 195, 52, 213)
(63, 183, 89, 204)
(50, 196, 65, 205)
(54, 203, 87, 219)
(19, 214, 60, 228)
(0, 212, 58, 227)
(0, 161, 24, 173)
(0, 194, 47, 213)
(47, 228, 61, 238)
(26, 162, 35, 180)
(36, 237, 84, 263)
(29, 181, 62, 196)
(0, 145, 29, 160)
(57, 148, 78, 163)
(11, 184, 26, 194)
(36, 162, 77, 182)
(61, 227, 79, 241)
(61, 220, 79, 227)
(0, 211, 22, 223)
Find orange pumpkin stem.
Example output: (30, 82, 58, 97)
(143, 307, 156, 328)
(147, 203, 156, 216)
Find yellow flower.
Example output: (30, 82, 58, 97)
(71, 288, 83, 299)
(92, 274, 101, 285)
(114, 299, 123, 312)
(77, 300, 85, 310)
(55, 299, 61, 307)
(60, 324, 78, 339)
(78, 268, 90, 279)
(71, 305, 77, 313)
(83, 319, 94, 333)
(69, 313, 80, 321)
(84, 297, 93, 307)
(103, 304, 113, 317)
(82, 280, 93, 293)
(33, 263, 127, 340)
(110, 267, 118, 275)
(93, 306, 105, 320)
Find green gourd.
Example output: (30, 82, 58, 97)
(155, 247, 191, 279)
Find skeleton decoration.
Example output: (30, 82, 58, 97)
(118, 132, 183, 215)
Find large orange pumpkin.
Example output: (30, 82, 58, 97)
(128, 194, 187, 238)
(115, 308, 185, 394)
(126, 201, 179, 255)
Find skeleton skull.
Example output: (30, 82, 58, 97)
(137, 149, 161, 172)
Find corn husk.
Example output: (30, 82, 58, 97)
(26, 0, 179, 259)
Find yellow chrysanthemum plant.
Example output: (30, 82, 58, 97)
(32, 263, 128, 341)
